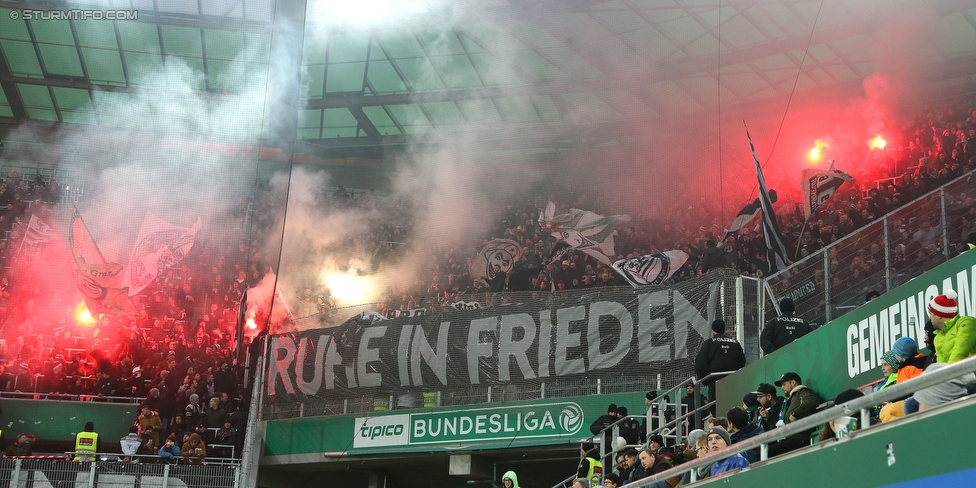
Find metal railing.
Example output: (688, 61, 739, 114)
(629, 355, 976, 487)
(764, 173, 976, 329)
(0, 455, 240, 488)
(550, 371, 731, 488)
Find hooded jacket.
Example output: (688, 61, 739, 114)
(501, 471, 520, 488)
(934, 315, 976, 364)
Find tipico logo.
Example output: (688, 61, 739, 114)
(559, 403, 584, 433)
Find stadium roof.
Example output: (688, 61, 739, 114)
(1, 0, 975, 159)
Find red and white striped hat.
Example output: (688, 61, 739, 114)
(928, 290, 958, 318)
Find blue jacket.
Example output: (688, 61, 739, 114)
(158, 443, 181, 461)
(710, 453, 749, 477)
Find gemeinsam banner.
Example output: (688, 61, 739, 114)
(265, 276, 728, 404)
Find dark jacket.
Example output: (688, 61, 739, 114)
(760, 315, 812, 354)
(729, 422, 764, 463)
(695, 334, 746, 382)
(782, 385, 823, 440)
(759, 397, 785, 433)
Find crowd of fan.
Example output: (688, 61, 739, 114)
(278, 91, 976, 323)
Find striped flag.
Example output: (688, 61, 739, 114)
(744, 123, 790, 273)
(801, 162, 854, 220)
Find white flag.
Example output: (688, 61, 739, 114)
(122, 213, 202, 296)
(611, 250, 689, 287)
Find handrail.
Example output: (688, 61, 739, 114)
(555, 372, 735, 488)
(629, 355, 976, 487)
(64, 451, 242, 466)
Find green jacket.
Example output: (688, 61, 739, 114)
(782, 385, 823, 440)
(934, 315, 976, 364)
(502, 471, 520, 488)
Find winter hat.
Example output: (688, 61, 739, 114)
(604, 473, 622, 485)
(648, 434, 664, 447)
(687, 429, 706, 447)
(607, 403, 618, 414)
(742, 393, 759, 409)
(707, 425, 731, 447)
(779, 298, 795, 313)
(892, 337, 918, 359)
(645, 391, 658, 401)
(880, 350, 899, 369)
(833, 388, 864, 405)
(616, 406, 628, 417)
(928, 290, 958, 318)
(711, 319, 726, 334)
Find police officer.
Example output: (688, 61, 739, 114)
(74, 421, 99, 461)
(695, 319, 746, 411)
(760, 298, 812, 355)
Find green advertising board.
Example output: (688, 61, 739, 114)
(716, 250, 976, 413)
(264, 391, 647, 460)
(0, 398, 138, 443)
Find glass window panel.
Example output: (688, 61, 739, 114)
(161, 25, 202, 57)
(61, 110, 96, 124)
(418, 31, 464, 56)
(82, 48, 126, 84)
(246, 33, 271, 62)
(0, 89, 11, 117)
(245, 0, 273, 21)
(74, 19, 119, 49)
(362, 106, 399, 133)
(0, 10, 31, 40)
(157, 0, 199, 15)
(164, 56, 205, 89)
(118, 21, 160, 52)
(365, 59, 408, 93)
(325, 62, 365, 93)
(396, 57, 443, 91)
(321, 108, 358, 137)
(207, 59, 246, 92)
(202, 0, 243, 18)
(457, 99, 503, 127)
(380, 34, 425, 59)
(430, 55, 481, 89)
(328, 33, 369, 64)
(26, 108, 59, 121)
(1, 40, 44, 77)
(17, 84, 54, 108)
(386, 104, 430, 133)
(303, 36, 328, 63)
(204, 30, 244, 60)
(52, 87, 93, 112)
(303, 67, 324, 98)
(38, 44, 85, 76)
(298, 109, 321, 129)
(29, 19, 74, 44)
(123, 51, 163, 83)
(423, 101, 463, 127)
(297, 128, 320, 139)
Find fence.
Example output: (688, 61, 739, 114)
(764, 172, 976, 329)
(0, 456, 239, 488)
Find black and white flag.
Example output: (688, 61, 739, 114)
(801, 163, 854, 220)
(745, 123, 790, 273)
(611, 250, 689, 287)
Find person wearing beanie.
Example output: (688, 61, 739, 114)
(501, 470, 520, 488)
(878, 338, 932, 422)
(590, 403, 621, 451)
(182, 432, 207, 465)
(816, 389, 867, 442)
(928, 290, 976, 364)
(158, 433, 181, 463)
(706, 425, 750, 476)
(603, 472, 622, 487)
(760, 298, 812, 355)
(695, 319, 746, 414)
